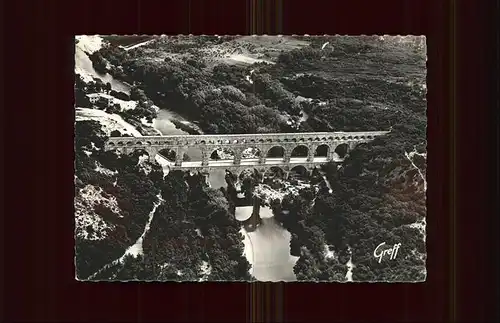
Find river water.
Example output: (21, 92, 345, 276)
(238, 206, 298, 281)
(75, 40, 131, 94)
(76, 37, 297, 281)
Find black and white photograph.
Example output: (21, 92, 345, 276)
(74, 34, 427, 282)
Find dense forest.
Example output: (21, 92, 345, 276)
(75, 35, 427, 281)
(75, 120, 252, 281)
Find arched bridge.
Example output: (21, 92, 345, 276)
(104, 131, 389, 175)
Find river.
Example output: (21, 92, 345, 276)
(75, 37, 131, 94)
(76, 36, 298, 281)
(237, 205, 298, 281)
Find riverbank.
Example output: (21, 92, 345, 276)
(76, 35, 203, 138)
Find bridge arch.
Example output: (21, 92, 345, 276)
(114, 148, 156, 164)
(289, 165, 310, 179)
(334, 143, 349, 159)
(241, 146, 262, 159)
(238, 167, 264, 182)
(129, 148, 150, 157)
(291, 144, 309, 158)
(315, 144, 330, 157)
(179, 146, 203, 165)
(266, 145, 285, 159)
(158, 148, 177, 163)
(263, 166, 286, 180)
(208, 146, 236, 164)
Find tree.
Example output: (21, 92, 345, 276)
(293, 248, 322, 281)
(114, 254, 156, 280)
(130, 85, 148, 102)
(75, 120, 106, 150)
(75, 90, 92, 108)
(106, 103, 121, 114)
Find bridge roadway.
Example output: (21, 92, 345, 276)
(155, 156, 338, 176)
(104, 131, 390, 175)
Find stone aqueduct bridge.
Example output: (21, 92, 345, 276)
(104, 131, 389, 176)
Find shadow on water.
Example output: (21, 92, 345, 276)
(237, 205, 298, 282)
